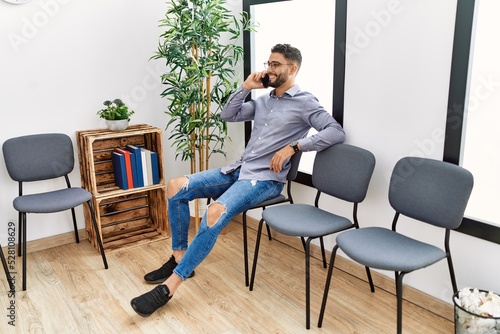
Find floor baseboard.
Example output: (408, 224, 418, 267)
(20, 229, 88, 254)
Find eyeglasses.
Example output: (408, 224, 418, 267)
(263, 61, 293, 70)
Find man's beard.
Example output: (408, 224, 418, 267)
(268, 72, 288, 88)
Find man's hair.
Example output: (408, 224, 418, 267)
(271, 44, 302, 68)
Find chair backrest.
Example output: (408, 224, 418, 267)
(389, 157, 474, 229)
(286, 150, 302, 181)
(3, 133, 75, 182)
(312, 143, 376, 203)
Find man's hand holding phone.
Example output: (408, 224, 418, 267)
(242, 71, 270, 90)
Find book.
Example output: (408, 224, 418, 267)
(111, 151, 129, 190)
(140, 148, 148, 186)
(141, 148, 153, 186)
(114, 148, 134, 188)
(150, 150, 160, 184)
(126, 150, 138, 188)
(126, 145, 144, 187)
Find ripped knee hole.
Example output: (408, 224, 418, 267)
(207, 202, 226, 227)
(167, 177, 189, 198)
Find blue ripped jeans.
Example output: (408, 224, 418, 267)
(168, 167, 284, 280)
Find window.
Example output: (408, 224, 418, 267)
(461, 0, 500, 228)
(243, 0, 498, 244)
(445, 0, 500, 243)
(243, 0, 347, 186)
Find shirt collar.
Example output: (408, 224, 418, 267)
(270, 85, 301, 98)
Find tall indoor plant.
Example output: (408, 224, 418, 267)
(153, 0, 254, 221)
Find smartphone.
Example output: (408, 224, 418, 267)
(261, 73, 270, 88)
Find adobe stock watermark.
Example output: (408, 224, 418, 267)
(7, 0, 73, 53)
(5, 221, 17, 327)
(446, 73, 500, 134)
(119, 62, 164, 110)
(385, 127, 445, 185)
(342, 0, 404, 63)
(467, 73, 500, 113)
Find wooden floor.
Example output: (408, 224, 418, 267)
(0, 220, 454, 334)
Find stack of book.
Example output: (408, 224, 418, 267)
(111, 145, 160, 190)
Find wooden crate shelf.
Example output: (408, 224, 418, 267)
(76, 124, 169, 252)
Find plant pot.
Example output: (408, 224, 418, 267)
(189, 199, 207, 218)
(106, 119, 129, 131)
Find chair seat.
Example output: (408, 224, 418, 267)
(13, 188, 92, 213)
(254, 194, 286, 208)
(213, 193, 286, 209)
(262, 203, 352, 238)
(337, 227, 446, 272)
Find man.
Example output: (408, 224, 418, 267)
(130, 43, 345, 316)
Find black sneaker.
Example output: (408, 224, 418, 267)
(131, 284, 171, 317)
(144, 255, 195, 284)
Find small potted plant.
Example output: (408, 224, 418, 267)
(97, 99, 135, 131)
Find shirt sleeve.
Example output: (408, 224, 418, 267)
(297, 97, 346, 152)
(220, 87, 256, 122)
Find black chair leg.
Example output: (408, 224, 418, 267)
(22, 215, 27, 291)
(243, 208, 272, 287)
(70, 207, 80, 243)
(242, 211, 249, 287)
(366, 266, 375, 292)
(444, 229, 458, 293)
(319, 237, 327, 268)
(300, 236, 327, 269)
(17, 212, 22, 257)
(265, 224, 272, 241)
(87, 201, 108, 269)
(396, 272, 406, 334)
(261, 207, 272, 241)
(318, 244, 339, 328)
(305, 238, 313, 330)
(447, 254, 458, 293)
(300, 237, 306, 251)
(249, 219, 265, 291)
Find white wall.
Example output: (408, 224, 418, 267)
(1, 0, 499, 307)
(340, 0, 500, 304)
(0, 0, 243, 242)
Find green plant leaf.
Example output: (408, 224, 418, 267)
(155, 0, 254, 170)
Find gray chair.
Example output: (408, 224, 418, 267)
(249, 143, 376, 329)
(2, 133, 108, 291)
(210, 151, 303, 287)
(318, 157, 474, 334)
